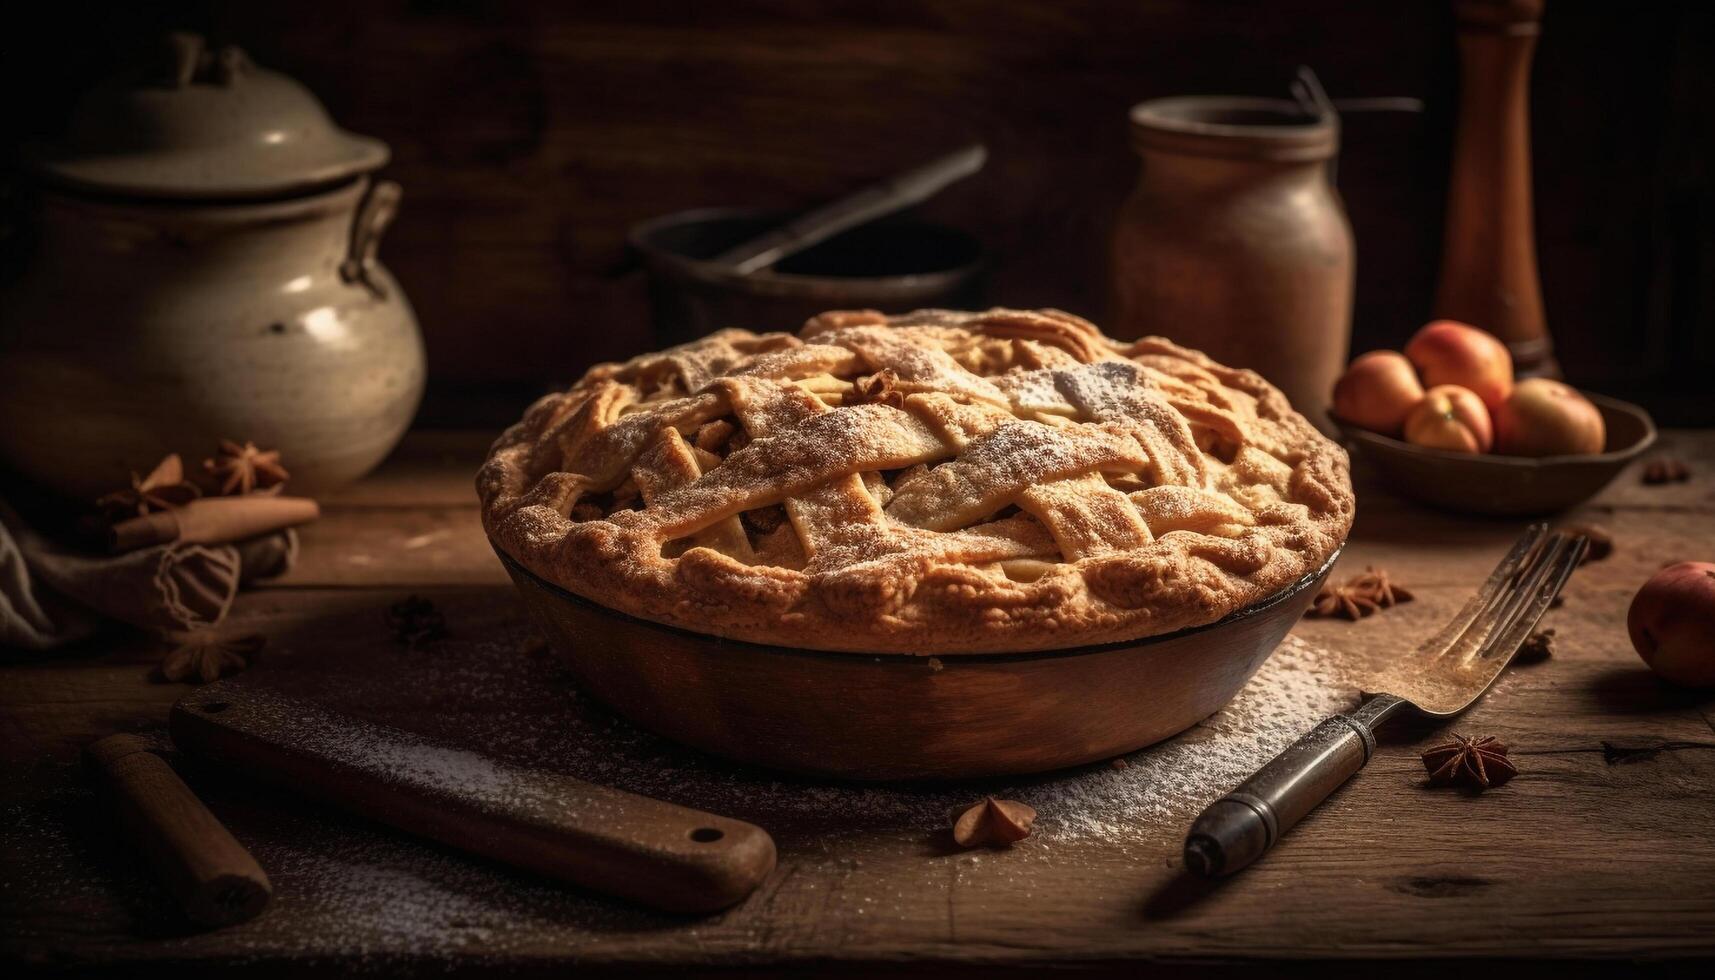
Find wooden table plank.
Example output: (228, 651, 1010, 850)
(4, 430, 1714, 972)
(271, 430, 505, 588)
(271, 506, 507, 588)
(313, 430, 492, 509)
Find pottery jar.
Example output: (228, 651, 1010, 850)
(1110, 97, 1353, 427)
(0, 35, 424, 498)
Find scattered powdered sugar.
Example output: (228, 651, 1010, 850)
(263, 841, 502, 952)
(251, 615, 1361, 847)
(360, 740, 531, 809)
(1029, 635, 1356, 839)
(3, 604, 1367, 963)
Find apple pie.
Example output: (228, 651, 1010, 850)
(480, 308, 1353, 654)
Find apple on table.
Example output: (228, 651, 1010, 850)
(1628, 562, 1715, 688)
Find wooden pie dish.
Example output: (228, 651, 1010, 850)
(495, 543, 1340, 782)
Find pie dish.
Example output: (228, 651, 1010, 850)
(480, 308, 1353, 656)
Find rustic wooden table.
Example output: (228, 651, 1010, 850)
(5, 430, 1714, 976)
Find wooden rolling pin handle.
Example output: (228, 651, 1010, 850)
(107, 510, 182, 553)
(83, 734, 272, 927)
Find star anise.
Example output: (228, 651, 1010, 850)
(1348, 566, 1413, 605)
(1305, 566, 1415, 620)
(1421, 733, 1517, 789)
(387, 594, 447, 649)
(1642, 457, 1690, 485)
(95, 454, 201, 519)
(1517, 628, 1555, 662)
(158, 631, 263, 684)
(203, 440, 289, 495)
(849, 369, 907, 409)
(950, 797, 1037, 848)
(1557, 522, 1613, 563)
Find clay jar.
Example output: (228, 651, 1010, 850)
(0, 183, 422, 499)
(1110, 97, 1353, 427)
(0, 36, 423, 498)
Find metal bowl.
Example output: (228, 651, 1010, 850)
(1336, 391, 1656, 516)
(628, 207, 986, 346)
(494, 544, 1340, 781)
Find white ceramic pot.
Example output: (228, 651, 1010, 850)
(0, 34, 424, 498)
(0, 178, 423, 498)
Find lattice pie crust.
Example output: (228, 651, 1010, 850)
(480, 309, 1353, 654)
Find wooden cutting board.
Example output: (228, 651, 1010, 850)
(168, 680, 776, 914)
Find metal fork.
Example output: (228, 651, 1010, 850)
(1183, 524, 1587, 877)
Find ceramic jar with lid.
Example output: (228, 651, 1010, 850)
(0, 34, 424, 498)
(1110, 97, 1353, 428)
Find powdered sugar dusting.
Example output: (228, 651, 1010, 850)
(2, 606, 1366, 964)
(1032, 634, 1356, 839)
(253, 617, 1361, 847)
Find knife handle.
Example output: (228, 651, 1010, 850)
(1183, 695, 1402, 877)
(169, 684, 776, 914)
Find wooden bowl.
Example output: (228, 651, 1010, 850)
(1335, 391, 1656, 517)
(494, 545, 1339, 782)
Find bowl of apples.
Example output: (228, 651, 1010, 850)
(1330, 320, 1656, 516)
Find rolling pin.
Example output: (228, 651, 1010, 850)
(107, 495, 320, 553)
(84, 734, 272, 927)
(168, 684, 777, 914)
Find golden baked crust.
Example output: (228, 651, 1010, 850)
(480, 309, 1353, 654)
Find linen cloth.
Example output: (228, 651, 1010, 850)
(0, 499, 295, 651)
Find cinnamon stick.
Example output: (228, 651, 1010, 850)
(108, 496, 320, 553)
(83, 734, 271, 927)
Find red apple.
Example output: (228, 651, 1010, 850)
(1403, 384, 1493, 454)
(1332, 351, 1425, 435)
(1493, 378, 1606, 456)
(1627, 561, 1715, 687)
(1405, 320, 1514, 411)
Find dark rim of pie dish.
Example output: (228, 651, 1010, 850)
(491, 540, 1343, 666)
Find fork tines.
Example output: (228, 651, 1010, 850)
(1475, 530, 1588, 661)
(1417, 524, 1589, 664)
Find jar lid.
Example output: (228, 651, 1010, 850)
(1129, 97, 1337, 163)
(27, 33, 388, 200)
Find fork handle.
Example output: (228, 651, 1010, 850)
(1184, 696, 1401, 877)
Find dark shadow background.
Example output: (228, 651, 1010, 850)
(6, 0, 1712, 426)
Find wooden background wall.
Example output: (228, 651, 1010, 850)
(10, 0, 1713, 425)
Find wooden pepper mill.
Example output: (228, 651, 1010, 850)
(1435, 0, 1558, 376)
